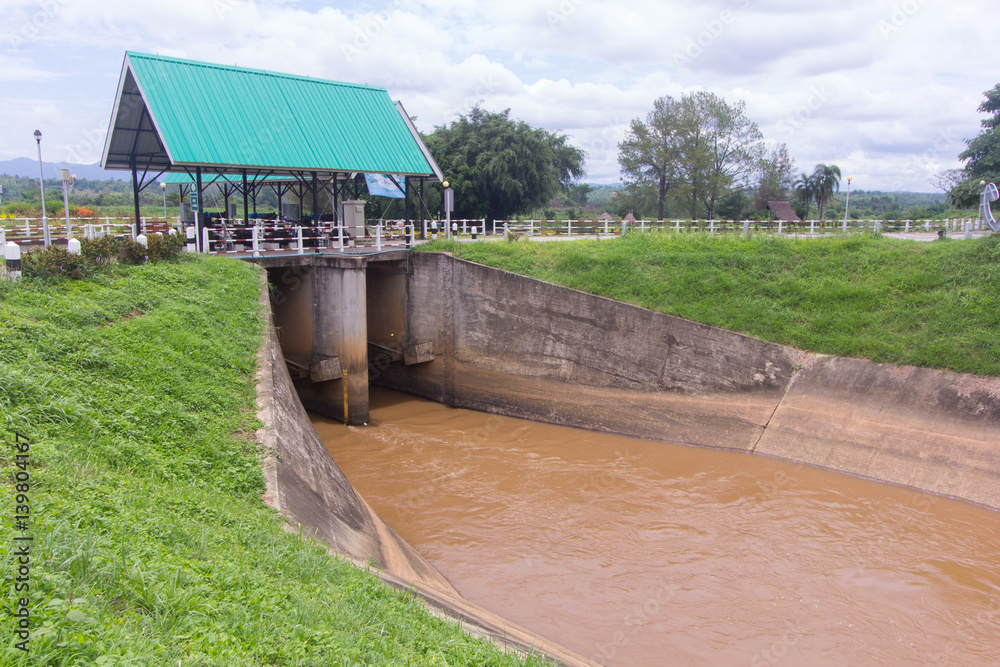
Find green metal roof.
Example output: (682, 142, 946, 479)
(161, 172, 296, 185)
(102, 52, 441, 178)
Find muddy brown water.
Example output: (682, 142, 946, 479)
(312, 388, 1000, 666)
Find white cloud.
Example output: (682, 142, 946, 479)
(0, 0, 995, 190)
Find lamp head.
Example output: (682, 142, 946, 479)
(33, 129, 42, 143)
(442, 180, 449, 189)
(161, 182, 166, 190)
(982, 180, 987, 186)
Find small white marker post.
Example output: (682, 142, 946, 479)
(68, 238, 81, 255)
(4, 241, 21, 280)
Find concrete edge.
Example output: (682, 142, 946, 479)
(251, 269, 598, 667)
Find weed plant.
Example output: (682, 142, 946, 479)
(419, 232, 1000, 376)
(0, 257, 548, 666)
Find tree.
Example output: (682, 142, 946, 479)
(618, 92, 764, 220)
(690, 93, 765, 220)
(793, 172, 816, 218)
(753, 143, 796, 211)
(423, 106, 585, 223)
(617, 96, 683, 220)
(812, 163, 841, 220)
(950, 84, 1000, 208)
(566, 183, 592, 208)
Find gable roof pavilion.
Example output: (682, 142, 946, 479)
(101, 51, 443, 237)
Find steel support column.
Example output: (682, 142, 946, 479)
(131, 157, 142, 238)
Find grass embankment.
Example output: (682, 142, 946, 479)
(0, 257, 547, 666)
(419, 232, 1000, 377)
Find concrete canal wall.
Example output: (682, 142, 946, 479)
(255, 280, 600, 667)
(376, 253, 1000, 511)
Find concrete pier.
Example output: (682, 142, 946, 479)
(263, 254, 379, 425)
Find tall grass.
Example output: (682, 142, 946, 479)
(0, 257, 549, 666)
(420, 232, 1000, 376)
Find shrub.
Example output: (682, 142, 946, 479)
(80, 235, 121, 264)
(20, 244, 90, 280)
(117, 237, 147, 265)
(80, 235, 148, 265)
(146, 231, 185, 263)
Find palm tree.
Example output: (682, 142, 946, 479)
(812, 163, 842, 220)
(793, 172, 815, 218)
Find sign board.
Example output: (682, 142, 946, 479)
(364, 173, 405, 198)
(189, 190, 199, 213)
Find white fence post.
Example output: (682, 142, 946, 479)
(252, 226, 260, 257)
(296, 226, 304, 254)
(201, 226, 210, 253)
(376, 223, 382, 251)
(778, 220, 783, 234)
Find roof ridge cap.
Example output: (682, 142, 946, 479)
(125, 51, 386, 93)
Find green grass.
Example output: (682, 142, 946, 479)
(0, 256, 550, 666)
(419, 232, 1000, 376)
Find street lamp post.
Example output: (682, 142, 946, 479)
(161, 182, 167, 219)
(34, 130, 50, 246)
(843, 176, 852, 233)
(61, 168, 76, 239)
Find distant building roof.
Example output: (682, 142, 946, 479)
(766, 201, 801, 222)
(623, 211, 637, 222)
(102, 51, 442, 180)
(598, 211, 614, 221)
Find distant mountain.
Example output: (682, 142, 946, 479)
(0, 158, 127, 181)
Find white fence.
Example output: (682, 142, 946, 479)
(496, 217, 989, 238)
(2, 216, 990, 258)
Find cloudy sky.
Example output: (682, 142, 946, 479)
(1, 0, 995, 192)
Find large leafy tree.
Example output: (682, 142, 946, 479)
(812, 163, 841, 220)
(618, 96, 683, 220)
(618, 92, 763, 219)
(423, 106, 585, 223)
(950, 84, 1000, 208)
